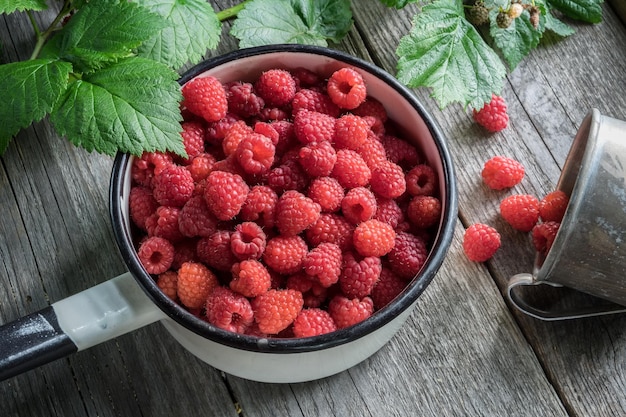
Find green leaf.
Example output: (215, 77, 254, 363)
(0, 0, 47, 14)
(50, 57, 185, 156)
(396, 0, 506, 109)
(377, 0, 419, 8)
(0, 59, 72, 153)
(135, 0, 221, 70)
(544, 9, 576, 37)
(489, 7, 543, 70)
(547, 0, 603, 23)
(230, 0, 352, 48)
(41, 0, 168, 73)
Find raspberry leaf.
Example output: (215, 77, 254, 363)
(0, 59, 72, 153)
(396, 0, 506, 109)
(489, 6, 544, 70)
(547, 0, 603, 24)
(50, 57, 185, 157)
(0, 0, 47, 14)
(544, 10, 576, 37)
(135, 0, 221, 70)
(377, 0, 419, 8)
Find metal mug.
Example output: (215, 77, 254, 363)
(507, 109, 626, 320)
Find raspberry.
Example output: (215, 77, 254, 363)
(210, 153, 244, 176)
(496, 10, 512, 28)
(508, 2, 524, 18)
(291, 67, 322, 88)
(259, 107, 289, 122)
(406, 164, 437, 196)
(387, 231, 428, 279)
(157, 270, 178, 301)
(466, 2, 489, 25)
(176, 261, 219, 309)
(240, 185, 278, 228)
(205, 113, 240, 145)
(306, 213, 354, 251)
(352, 97, 388, 124)
(328, 295, 374, 329)
(463, 223, 501, 262)
(529, 5, 540, 29)
(294, 110, 336, 144)
(307, 176, 344, 212)
(129, 186, 158, 230)
(254, 121, 280, 145)
(255, 69, 296, 107)
(339, 251, 382, 298)
(179, 121, 206, 163)
(532, 221, 560, 254)
(137, 236, 174, 275)
(196, 230, 237, 272)
(381, 135, 419, 169)
(370, 160, 406, 199)
(181, 76, 228, 123)
(298, 140, 337, 177)
(481, 156, 525, 190)
(357, 133, 388, 170)
(303, 242, 343, 287)
(235, 132, 275, 175)
(131, 151, 173, 187)
(225, 81, 264, 118)
(331, 149, 371, 188)
(539, 190, 569, 223)
(293, 308, 337, 337)
(252, 289, 304, 334)
(333, 114, 369, 150)
(230, 259, 271, 297)
(152, 165, 195, 207)
(205, 286, 254, 334)
(473, 94, 509, 132)
(230, 221, 267, 260)
(171, 239, 197, 269)
(263, 235, 309, 274)
(178, 195, 218, 238)
(341, 186, 377, 225)
(291, 89, 341, 117)
(374, 197, 404, 229)
(275, 190, 321, 236)
(267, 160, 309, 193)
(327, 68, 367, 110)
(204, 171, 249, 221)
(145, 206, 184, 242)
(286, 274, 328, 308)
(407, 195, 442, 229)
(371, 268, 405, 309)
(187, 152, 216, 183)
(500, 194, 540, 232)
(222, 120, 253, 157)
(270, 120, 296, 155)
(353, 219, 396, 257)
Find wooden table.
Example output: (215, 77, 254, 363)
(2, 1, 626, 416)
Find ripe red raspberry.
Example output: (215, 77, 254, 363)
(254, 121, 280, 145)
(235, 132, 276, 175)
(210, 153, 245, 177)
(328, 295, 374, 329)
(307, 176, 344, 212)
(333, 114, 370, 150)
(371, 268, 405, 310)
(327, 68, 367, 110)
(291, 89, 341, 118)
(157, 270, 178, 301)
(298, 140, 337, 177)
(145, 206, 184, 242)
(275, 190, 321, 236)
(205, 286, 254, 334)
(387, 231, 428, 279)
(259, 107, 289, 122)
(129, 186, 158, 230)
(205, 112, 240, 145)
(176, 261, 219, 309)
(331, 149, 371, 188)
(293, 308, 337, 337)
(291, 67, 322, 88)
(374, 197, 404, 229)
(406, 164, 437, 196)
(267, 160, 309, 193)
(254, 69, 296, 107)
(407, 195, 442, 229)
(303, 242, 343, 288)
(532, 221, 560, 254)
(341, 186, 377, 225)
(357, 133, 388, 170)
(222, 120, 253, 157)
(131, 151, 173, 187)
(230, 259, 271, 297)
(539, 190, 569, 223)
(481, 156, 525, 190)
(182, 76, 228, 123)
(204, 171, 249, 221)
(306, 213, 354, 251)
(370, 160, 407, 199)
(178, 195, 218, 238)
(500, 194, 540, 232)
(179, 121, 205, 163)
(196, 230, 237, 272)
(294, 110, 336, 144)
(352, 97, 388, 124)
(230, 221, 267, 260)
(381, 135, 419, 169)
(269, 120, 296, 155)
(353, 219, 396, 257)
(152, 164, 195, 207)
(263, 235, 309, 274)
(240, 185, 278, 228)
(187, 152, 216, 182)
(225, 81, 265, 118)
(463, 223, 501, 262)
(252, 289, 304, 334)
(137, 236, 174, 275)
(339, 251, 382, 298)
(473, 94, 509, 132)
(286, 273, 328, 308)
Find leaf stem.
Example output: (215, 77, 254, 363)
(216, 0, 251, 22)
(29, 1, 74, 60)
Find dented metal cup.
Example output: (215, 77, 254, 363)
(508, 109, 626, 320)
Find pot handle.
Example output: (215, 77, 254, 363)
(0, 272, 165, 381)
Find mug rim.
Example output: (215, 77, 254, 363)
(109, 44, 457, 353)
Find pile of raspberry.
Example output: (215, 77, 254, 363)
(129, 65, 442, 339)
(463, 155, 568, 262)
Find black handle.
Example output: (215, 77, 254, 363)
(0, 306, 77, 381)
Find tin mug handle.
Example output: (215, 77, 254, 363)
(507, 274, 626, 320)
